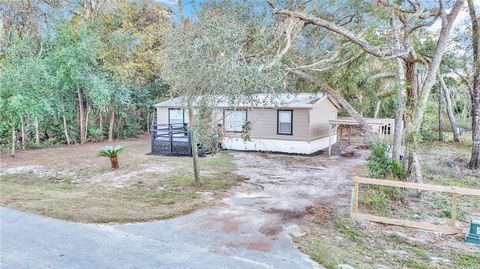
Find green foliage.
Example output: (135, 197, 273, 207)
(367, 141, 405, 180)
(0, 1, 171, 150)
(97, 145, 124, 158)
(365, 142, 405, 214)
(241, 121, 252, 142)
(88, 128, 104, 141)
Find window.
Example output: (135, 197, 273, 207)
(169, 108, 184, 126)
(224, 110, 247, 132)
(277, 110, 293, 135)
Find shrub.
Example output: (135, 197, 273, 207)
(88, 127, 104, 142)
(365, 141, 405, 214)
(367, 141, 405, 180)
(97, 145, 124, 169)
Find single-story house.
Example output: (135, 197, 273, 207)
(153, 93, 340, 154)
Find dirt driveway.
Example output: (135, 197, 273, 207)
(1, 151, 366, 269)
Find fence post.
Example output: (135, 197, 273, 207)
(169, 124, 173, 154)
(353, 177, 360, 213)
(151, 125, 156, 154)
(451, 193, 457, 227)
(187, 124, 192, 156)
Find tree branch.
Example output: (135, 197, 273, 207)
(288, 69, 375, 139)
(268, 1, 411, 60)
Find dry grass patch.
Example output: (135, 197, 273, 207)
(0, 138, 244, 223)
(294, 140, 480, 269)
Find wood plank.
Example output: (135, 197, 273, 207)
(352, 177, 480, 196)
(350, 213, 462, 234)
(353, 182, 359, 213)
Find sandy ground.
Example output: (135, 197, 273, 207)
(1, 148, 367, 269)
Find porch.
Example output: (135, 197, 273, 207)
(150, 123, 206, 156)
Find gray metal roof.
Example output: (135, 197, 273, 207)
(154, 93, 332, 109)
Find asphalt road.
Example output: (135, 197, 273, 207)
(1, 152, 358, 269)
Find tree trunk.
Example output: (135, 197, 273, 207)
(290, 69, 375, 139)
(20, 115, 26, 150)
(374, 100, 381, 118)
(110, 156, 119, 169)
(35, 116, 40, 144)
(393, 58, 406, 161)
(77, 87, 86, 144)
(468, 0, 480, 169)
(85, 105, 89, 142)
(99, 111, 103, 135)
(11, 126, 15, 157)
(62, 115, 71, 146)
(439, 75, 460, 142)
(108, 108, 115, 142)
(146, 111, 150, 133)
(411, 0, 465, 131)
(403, 61, 422, 182)
(438, 83, 444, 141)
(188, 107, 201, 185)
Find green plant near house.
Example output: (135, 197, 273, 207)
(367, 141, 405, 180)
(97, 145, 124, 169)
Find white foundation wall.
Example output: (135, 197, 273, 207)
(223, 135, 337, 154)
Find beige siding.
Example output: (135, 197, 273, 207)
(156, 97, 338, 143)
(156, 107, 169, 125)
(309, 98, 338, 141)
(224, 108, 310, 141)
(156, 107, 191, 125)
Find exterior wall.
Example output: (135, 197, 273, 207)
(223, 135, 336, 154)
(155, 97, 339, 154)
(223, 108, 310, 141)
(309, 99, 338, 141)
(156, 107, 190, 125)
(156, 107, 169, 125)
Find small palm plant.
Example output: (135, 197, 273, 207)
(97, 145, 124, 169)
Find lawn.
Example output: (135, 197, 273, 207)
(0, 137, 244, 223)
(293, 135, 480, 269)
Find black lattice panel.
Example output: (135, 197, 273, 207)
(150, 124, 209, 157)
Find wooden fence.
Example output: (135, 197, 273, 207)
(351, 176, 480, 234)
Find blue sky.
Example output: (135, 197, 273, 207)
(158, 0, 204, 21)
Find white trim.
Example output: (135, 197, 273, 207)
(222, 136, 337, 154)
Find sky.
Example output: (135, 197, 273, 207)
(158, 0, 204, 21)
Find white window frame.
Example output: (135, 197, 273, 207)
(168, 108, 184, 126)
(223, 109, 247, 132)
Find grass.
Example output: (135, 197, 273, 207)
(294, 138, 480, 269)
(0, 138, 244, 223)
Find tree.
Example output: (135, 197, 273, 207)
(467, 0, 479, 169)
(438, 74, 460, 142)
(162, 1, 290, 184)
(269, 0, 466, 182)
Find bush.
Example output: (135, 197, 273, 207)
(88, 127, 104, 142)
(367, 141, 405, 180)
(365, 141, 405, 214)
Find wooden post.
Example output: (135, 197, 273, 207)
(328, 123, 332, 156)
(339, 126, 343, 144)
(348, 125, 352, 145)
(353, 181, 359, 213)
(451, 193, 457, 227)
(169, 124, 173, 154)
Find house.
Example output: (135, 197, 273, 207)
(153, 93, 340, 154)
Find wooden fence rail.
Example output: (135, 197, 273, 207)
(351, 176, 480, 234)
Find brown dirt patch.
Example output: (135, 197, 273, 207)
(226, 241, 272, 252)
